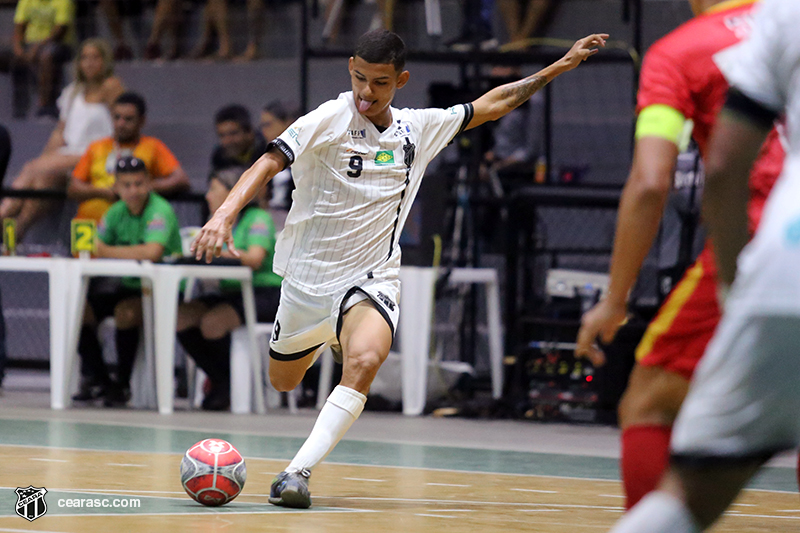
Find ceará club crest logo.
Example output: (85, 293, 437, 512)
(15, 485, 48, 521)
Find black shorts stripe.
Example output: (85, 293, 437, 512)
(670, 448, 782, 469)
(335, 286, 395, 343)
(269, 342, 324, 362)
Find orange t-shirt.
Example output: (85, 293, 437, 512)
(72, 136, 181, 221)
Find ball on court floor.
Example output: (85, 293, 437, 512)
(180, 438, 246, 506)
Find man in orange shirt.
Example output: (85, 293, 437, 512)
(68, 92, 190, 222)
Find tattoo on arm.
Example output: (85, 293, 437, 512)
(500, 75, 549, 109)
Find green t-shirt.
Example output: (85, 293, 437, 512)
(220, 206, 282, 291)
(99, 192, 182, 288)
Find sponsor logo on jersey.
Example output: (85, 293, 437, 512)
(287, 127, 301, 146)
(147, 215, 166, 232)
(375, 151, 395, 165)
(394, 123, 412, 137)
(249, 221, 269, 236)
(348, 129, 366, 139)
(346, 148, 368, 155)
(376, 291, 395, 311)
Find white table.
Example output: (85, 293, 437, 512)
(151, 263, 263, 415)
(64, 258, 158, 411)
(0, 256, 73, 409)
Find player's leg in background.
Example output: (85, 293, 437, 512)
(195, 303, 241, 410)
(106, 295, 143, 406)
(618, 364, 689, 509)
(73, 293, 114, 400)
(610, 460, 762, 533)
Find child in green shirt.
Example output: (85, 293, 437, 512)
(177, 166, 281, 411)
(73, 156, 182, 406)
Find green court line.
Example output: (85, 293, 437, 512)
(0, 418, 795, 492)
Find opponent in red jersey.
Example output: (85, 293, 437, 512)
(574, 0, 785, 509)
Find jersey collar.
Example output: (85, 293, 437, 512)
(704, 0, 757, 15)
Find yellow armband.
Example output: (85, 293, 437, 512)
(635, 104, 693, 151)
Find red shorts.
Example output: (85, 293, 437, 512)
(635, 246, 722, 380)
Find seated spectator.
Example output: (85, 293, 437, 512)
(238, 0, 265, 61)
(212, 104, 266, 172)
(192, 0, 231, 59)
(144, 0, 230, 60)
(0, 0, 76, 118)
(447, 0, 497, 51)
(259, 100, 296, 211)
(73, 156, 182, 406)
(0, 39, 123, 240)
(68, 92, 190, 223)
(481, 67, 544, 184)
(176, 166, 281, 410)
(498, 0, 553, 47)
(98, 0, 143, 60)
(143, 0, 181, 60)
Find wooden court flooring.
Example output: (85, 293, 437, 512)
(0, 416, 798, 532)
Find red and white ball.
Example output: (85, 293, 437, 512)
(180, 438, 246, 506)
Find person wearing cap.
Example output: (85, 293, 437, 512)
(68, 91, 189, 224)
(73, 155, 182, 407)
(175, 166, 281, 411)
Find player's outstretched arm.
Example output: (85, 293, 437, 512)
(575, 133, 679, 366)
(191, 150, 285, 263)
(465, 33, 607, 130)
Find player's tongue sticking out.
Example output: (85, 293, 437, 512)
(358, 99, 372, 113)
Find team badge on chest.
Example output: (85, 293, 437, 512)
(375, 151, 395, 165)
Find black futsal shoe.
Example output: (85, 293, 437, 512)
(269, 469, 312, 508)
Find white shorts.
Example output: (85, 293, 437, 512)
(671, 311, 800, 463)
(268, 277, 400, 361)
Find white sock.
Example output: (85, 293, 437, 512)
(286, 385, 366, 473)
(610, 491, 701, 533)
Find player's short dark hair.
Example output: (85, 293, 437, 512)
(115, 155, 148, 176)
(354, 29, 406, 72)
(114, 92, 147, 117)
(215, 104, 253, 132)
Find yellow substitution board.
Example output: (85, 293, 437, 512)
(71, 219, 97, 256)
(3, 218, 15, 255)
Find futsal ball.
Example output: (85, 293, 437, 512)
(180, 438, 246, 506)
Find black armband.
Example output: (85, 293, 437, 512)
(724, 87, 779, 130)
(266, 138, 295, 170)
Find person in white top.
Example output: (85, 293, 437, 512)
(610, 1, 800, 532)
(0, 38, 124, 239)
(192, 28, 607, 508)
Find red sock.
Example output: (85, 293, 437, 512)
(620, 424, 672, 509)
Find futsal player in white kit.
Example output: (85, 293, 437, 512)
(610, 0, 800, 531)
(192, 29, 607, 508)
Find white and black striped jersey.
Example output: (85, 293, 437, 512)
(268, 91, 473, 295)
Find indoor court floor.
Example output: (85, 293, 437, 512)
(0, 371, 798, 533)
